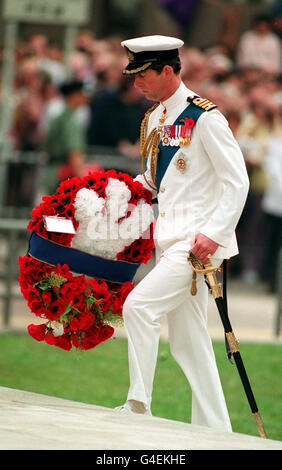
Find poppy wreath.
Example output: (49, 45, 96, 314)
(18, 169, 154, 351)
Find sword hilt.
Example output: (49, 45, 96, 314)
(188, 252, 222, 298)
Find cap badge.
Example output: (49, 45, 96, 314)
(126, 49, 135, 62)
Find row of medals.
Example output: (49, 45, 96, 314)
(161, 124, 191, 147)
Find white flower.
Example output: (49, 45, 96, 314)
(73, 187, 105, 221)
(71, 178, 154, 260)
(105, 178, 131, 219)
(52, 322, 65, 337)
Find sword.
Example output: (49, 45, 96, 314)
(188, 252, 267, 439)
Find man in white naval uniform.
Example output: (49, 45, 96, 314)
(116, 35, 249, 432)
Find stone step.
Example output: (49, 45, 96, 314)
(0, 386, 281, 451)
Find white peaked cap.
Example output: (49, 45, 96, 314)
(121, 35, 184, 75)
(121, 35, 184, 53)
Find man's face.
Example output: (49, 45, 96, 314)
(134, 68, 166, 102)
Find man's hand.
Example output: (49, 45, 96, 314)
(190, 233, 219, 265)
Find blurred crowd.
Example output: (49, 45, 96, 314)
(1, 13, 282, 291)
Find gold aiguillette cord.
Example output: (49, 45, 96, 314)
(140, 105, 166, 190)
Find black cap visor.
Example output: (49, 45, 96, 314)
(123, 48, 179, 76)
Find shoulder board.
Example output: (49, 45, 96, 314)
(187, 95, 217, 111)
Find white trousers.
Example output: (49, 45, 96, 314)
(122, 241, 232, 432)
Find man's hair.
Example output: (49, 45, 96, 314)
(150, 56, 181, 75)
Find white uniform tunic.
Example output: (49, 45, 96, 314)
(122, 81, 249, 431)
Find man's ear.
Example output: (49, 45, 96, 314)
(161, 65, 174, 80)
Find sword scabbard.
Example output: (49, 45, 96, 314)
(188, 251, 267, 439)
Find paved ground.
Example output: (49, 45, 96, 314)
(1, 386, 282, 450)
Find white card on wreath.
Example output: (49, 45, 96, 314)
(44, 216, 76, 234)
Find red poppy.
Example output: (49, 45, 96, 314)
(54, 333, 72, 351)
(41, 291, 52, 305)
(64, 316, 80, 332)
(78, 311, 95, 331)
(45, 298, 66, 320)
(27, 323, 47, 342)
(28, 298, 47, 316)
(44, 331, 57, 346)
(72, 323, 114, 350)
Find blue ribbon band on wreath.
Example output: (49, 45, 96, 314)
(28, 231, 140, 283)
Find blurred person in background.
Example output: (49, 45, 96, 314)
(13, 55, 41, 108)
(68, 48, 96, 93)
(261, 123, 282, 293)
(22, 33, 66, 87)
(235, 98, 277, 284)
(38, 38, 66, 88)
(87, 76, 148, 158)
(91, 48, 125, 94)
(43, 80, 89, 193)
(7, 68, 51, 208)
(25, 33, 48, 57)
(237, 14, 281, 76)
(75, 29, 96, 54)
(180, 47, 209, 94)
(12, 68, 46, 151)
(38, 73, 65, 135)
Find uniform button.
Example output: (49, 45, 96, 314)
(160, 211, 165, 216)
(160, 186, 165, 193)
